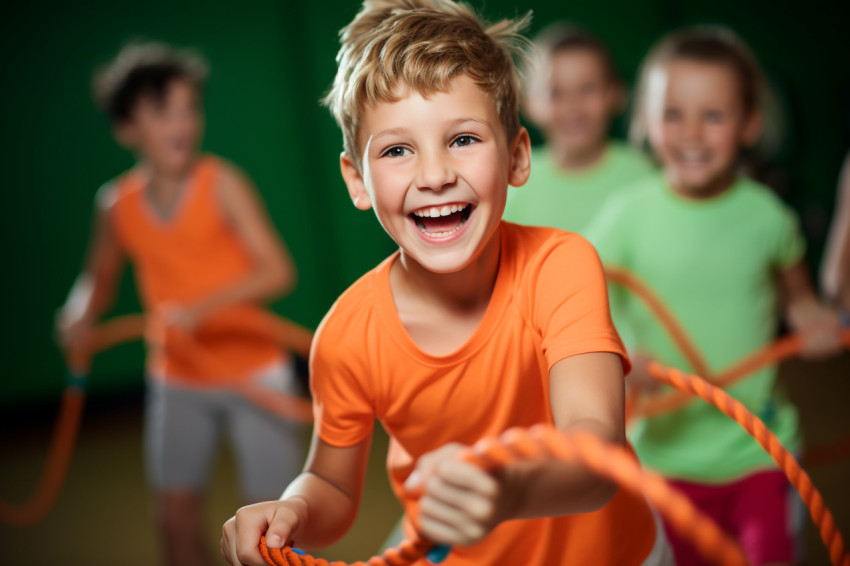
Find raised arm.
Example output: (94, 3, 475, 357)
(56, 186, 126, 353)
(221, 431, 373, 566)
(171, 164, 296, 330)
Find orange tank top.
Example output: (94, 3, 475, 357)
(110, 155, 282, 384)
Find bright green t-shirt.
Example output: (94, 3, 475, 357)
(503, 141, 653, 235)
(586, 174, 805, 483)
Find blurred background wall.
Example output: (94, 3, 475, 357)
(0, 0, 847, 406)
(1, 2, 848, 565)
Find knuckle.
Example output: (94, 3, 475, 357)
(425, 474, 443, 493)
(465, 522, 486, 542)
(470, 499, 494, 521)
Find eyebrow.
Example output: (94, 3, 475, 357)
(370, 117, 493, 142)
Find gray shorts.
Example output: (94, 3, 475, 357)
(144, 360, 305, 501)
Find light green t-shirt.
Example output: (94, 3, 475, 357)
(586, 174, 805, 483)
(503, 141, 653, 235)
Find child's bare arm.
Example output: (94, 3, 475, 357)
(221, 432, 372, 566)
(56, 188, 125, 351)
(821, 152, 850, 311)
(169, 164, 296, 330)
(507, 351, 625, 515)
(780, 260, 842, 358)
(410, 352, 624, 546)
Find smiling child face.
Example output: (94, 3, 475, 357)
(117, 78, 204, 175)
(341, 74, 530, 274)
(645, 59, 760, 198)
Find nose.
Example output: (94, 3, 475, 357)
(681, 116, 704, 143)
(415, 149, 456, 192)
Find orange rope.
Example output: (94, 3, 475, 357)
(0, 312, 313, 527)
(648, 361, 850, 566)
(0, 384, 86, 527)
(606, 267, 713, 379)
(606, 266, 850, 466)
(258, 427, 748, 566)
(79, 313, 315, 423)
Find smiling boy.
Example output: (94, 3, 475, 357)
(221, 2, 669, 565)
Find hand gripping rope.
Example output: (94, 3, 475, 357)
(0, 312, 314, 527)
(258, 425, 749, 566)
(256, 359, 850, 566)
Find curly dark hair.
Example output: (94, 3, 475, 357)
(93, 41, 208, 123)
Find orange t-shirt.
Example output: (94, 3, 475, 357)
(110, 155, 281, 383)
(311, 222, 655, 565)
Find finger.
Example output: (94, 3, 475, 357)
(261, 504, 302, 550)
(419, 512, 486, 546)
(420, 485, 495, 527)
(221, 518, 238, 565)
(433, 459, 499, 498)
(405, 444, 464, 491)
(233, 507, 274, 566)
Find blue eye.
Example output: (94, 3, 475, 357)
(382, 146, 411, 158)
(452, 135, 479, 147)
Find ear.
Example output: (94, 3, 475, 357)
(742, 108, 763, 147)
(609, 81, 627, 114)
(507, 127, 532, 188)
(339, 152, 373, 210)
(112, 121, 137, 150)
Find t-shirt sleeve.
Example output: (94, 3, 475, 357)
(309, 311, 376, 447)
(532, 235, 631, 375)
(772, 203, 806, 269)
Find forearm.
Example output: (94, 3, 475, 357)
(193, 265, 293, 320)
(279, 471, 359, 550)
(781, 261, 825, 330)
(62, 271, 117, 324)
(501, 417, 621, 521)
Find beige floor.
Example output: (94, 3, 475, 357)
(0, 353, 848, 566)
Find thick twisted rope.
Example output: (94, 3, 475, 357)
(0, 380, 85, 527)
(606, 266, 850, 470)
(0, 312, 313, 527)
(648, 362, 850, 566)
(257, 427, 748, 566)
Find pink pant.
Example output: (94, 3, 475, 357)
(664, 470, 795, 566)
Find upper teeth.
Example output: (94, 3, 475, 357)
(413, 204, 467, 218)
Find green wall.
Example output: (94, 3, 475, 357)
(1, 0, 847, 405)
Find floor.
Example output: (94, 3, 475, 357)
(0, 353, 848, 566)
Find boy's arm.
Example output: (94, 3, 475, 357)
(780, 260, 842, 358)
(821, 152, 850, 311)
(506, 351, 625, 516)
(56, 187, 126, 353)
(171, 164, 296, 330)
(222, 431, 372, 566)
(410, 352, 625, 546)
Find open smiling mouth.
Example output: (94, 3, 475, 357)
(410, 203, 473, 238)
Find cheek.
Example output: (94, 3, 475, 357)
(647, 121, 672, 154)
(585, 96, 612, 123)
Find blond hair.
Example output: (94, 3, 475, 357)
(630, 26, 783, 159)
(323, 0, 531, 164)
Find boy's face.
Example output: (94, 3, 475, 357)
(116, 78, 204, 175)
(341, 74, 530, 274)
(527, 48, 621, 157)
(646, 59, 760, 198)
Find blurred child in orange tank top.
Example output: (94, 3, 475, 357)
(56, 43, 305, 566)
